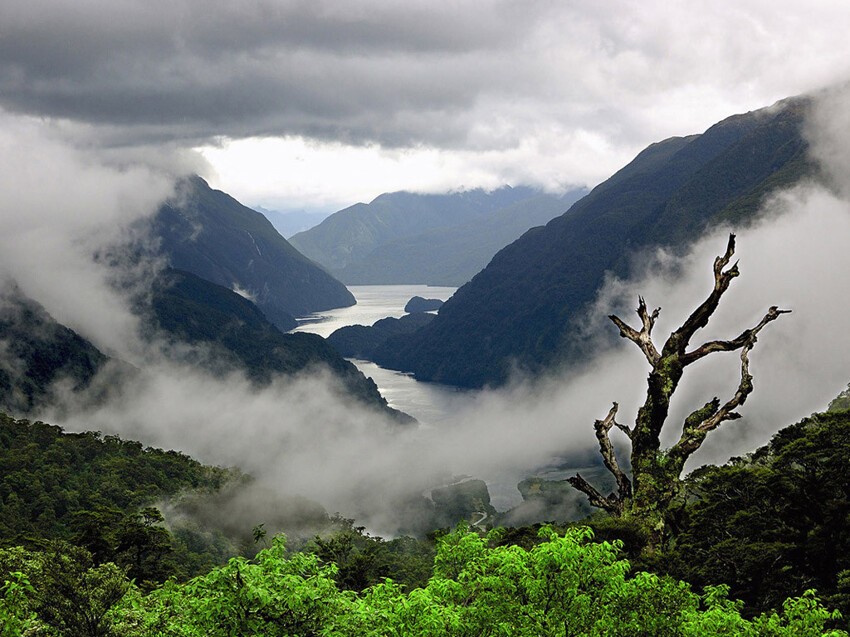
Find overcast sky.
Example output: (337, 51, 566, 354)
(3, 1, 850, 211)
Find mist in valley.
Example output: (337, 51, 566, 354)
(1, 86, 850, 540)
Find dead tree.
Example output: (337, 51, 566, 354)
(568, 234, 789, 544)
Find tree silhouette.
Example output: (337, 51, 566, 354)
(568, 235, 790, 548)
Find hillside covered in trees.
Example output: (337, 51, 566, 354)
(153, 176, 355, 332)
(368, 98, 814, 388)
(4, 404, 850, 634)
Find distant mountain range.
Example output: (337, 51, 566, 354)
(153, 176, 354, 331)
(289, 186, 588, 286)
(357, 97, 814, 388)
(1, 96, 818, 412)
(0, 177, 408, 420)
(253, 206, 333, 239)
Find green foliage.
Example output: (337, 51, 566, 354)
(0, 412, 236, 581)
(0, 571, 36, 637)
(343, 525, 846, 636)
(669, 410, 850, 618)
(0, 542, 131, 637)
(3, 525, 844, 635)
(307, 515, 435, 592)
(828, 384, 850, 412)
(120, 535, 345, 637)
(112, 508, 176, 588)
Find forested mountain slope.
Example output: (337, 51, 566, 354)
(0, 273, 399, 420)
(0, 287, 111, 415)
(373, 97, 814, 388)
(147, 269, 401, 416)
(0, 412, 244, 584)
(668, 408, 850, 617)
(153, 176, 354, 332)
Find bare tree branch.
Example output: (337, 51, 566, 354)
(668, 320, 783, 472)
(591, 402, 633, 503)
(664, 233, 740, 354)
(614, 422, 633, 440)
(630, 234, 750, 445)
(665, 399, 720, 473)
(697, 344, 755, 434)
(566, 234, 791, 548)
(609, 296, 661, 365)
(682, 306, 791, 366)
(566, 473, 622, 515)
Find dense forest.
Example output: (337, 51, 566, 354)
(3, 403, 850, 635)
(4, 0, 849, 633)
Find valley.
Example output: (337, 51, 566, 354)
(3, 13, 850, 627)
(294, 284, 461, 423)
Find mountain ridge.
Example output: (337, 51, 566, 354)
(367, 97, 815, 388)
(290, 186, 587, 286)
(147, 268, 405, 418)
(0, 286, 110, 415)
(153, 176, 355, 331)
(0, 273, 403, 421)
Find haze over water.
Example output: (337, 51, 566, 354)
(294, 285, 465, 424)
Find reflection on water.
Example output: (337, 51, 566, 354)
(295, 285, 463, 423)
(294, 285, 457, 338)
(350, 359, 467, 426)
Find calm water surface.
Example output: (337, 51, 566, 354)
(295, 285, 465, 423)
(294, 285, 457, 338)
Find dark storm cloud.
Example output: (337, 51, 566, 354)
(8, 1, 850, 153)
(0, 0, 554, 147)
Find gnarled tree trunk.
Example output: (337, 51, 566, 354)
(568, 235, 789, 548)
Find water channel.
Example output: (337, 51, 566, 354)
(294, 285, 467, 424)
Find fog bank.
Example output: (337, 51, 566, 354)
(3, 88, 850, 535)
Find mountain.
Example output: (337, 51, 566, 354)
(370, 97, 814, 388)
(0, 274, 403, 420)
(0, 412, 238, 579)
(327, 313, 436, 361)
(147, 268, 404, 418)
(0, 286, 111, 415)
(253, 206, 333, 239)
(152, 176, 354, 331)
(671, 407, 850, 617)
(289, 186, 587, 286)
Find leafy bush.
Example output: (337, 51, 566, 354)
(83, 526, 846, 635)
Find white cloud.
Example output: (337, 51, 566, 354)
(0, 111, 176, 356)
(584, 186, 850, 471)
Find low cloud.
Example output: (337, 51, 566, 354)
(3, 86, 850, 539)
(0, 111, 181, 357)
(582, 185, 850, 473)
(48, 181, 850, 534)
